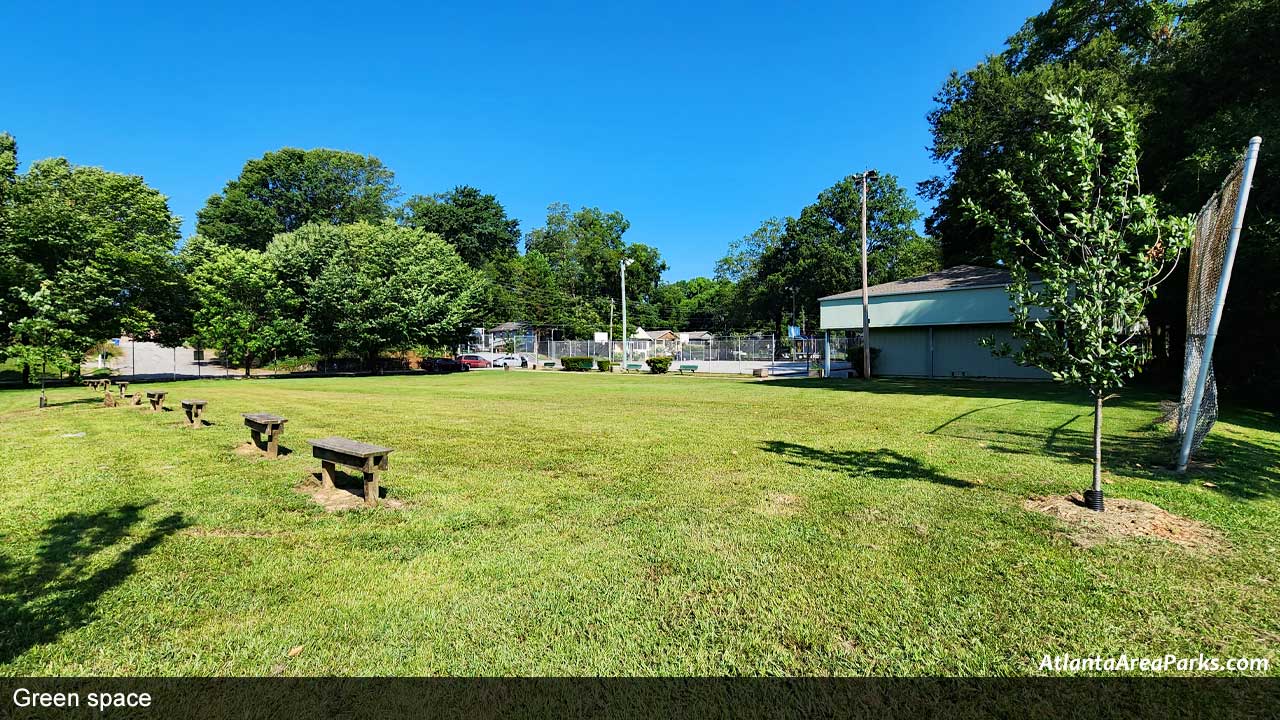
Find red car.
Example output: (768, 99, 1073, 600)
(455, 354, 492, 369)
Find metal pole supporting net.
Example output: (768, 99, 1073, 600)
(1173, 155, 1247, 457)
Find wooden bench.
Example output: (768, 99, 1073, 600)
(85, 379, 110, 392)
(242, 413, 287, 459)
(307, 436, 394, 507)
(625, 363, 643, 372)
(145, 391, 167, 412)
(130, 390, 144, 406)
(677, 364, 699, 374)
(180, 399, 208, 427)
(115, 381, 129, 397)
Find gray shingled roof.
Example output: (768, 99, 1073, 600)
(819, 265, 1022, 301)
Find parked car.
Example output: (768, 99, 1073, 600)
(491, 354, 528, 368)
(455, 354, 492, 369)
(423, 357, 467, 373)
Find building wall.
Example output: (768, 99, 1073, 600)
(869, 325, 1050, 379)
(819, 284, 1047, 330)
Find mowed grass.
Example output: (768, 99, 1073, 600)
(0, 371, 1277, 676)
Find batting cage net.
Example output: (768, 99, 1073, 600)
(1172, 155, 1247, 458)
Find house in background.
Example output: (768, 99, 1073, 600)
(818, 265, 1049, 380)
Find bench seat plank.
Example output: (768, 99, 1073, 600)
(308, 436, 393, 458)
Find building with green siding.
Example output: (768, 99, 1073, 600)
(818, 265, 1049, 380)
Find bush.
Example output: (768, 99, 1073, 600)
(265, 355, 319, 373)
(596, 359, 612, 372)
(645, 356, 672, 374)
(560, 356, 594, 372)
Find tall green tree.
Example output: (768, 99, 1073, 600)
(196, 148, 398, 250)
(267, 222, 485, 366)
(187, 245, 308, 377)
(398, 186, 520, 268)
(967, 94, 1193, 510)
(519, 204, 667, 337)
(727, 173, 938, 338)
(922, 0, 1164, 265)
(2, 149, 182, 379)
(8, 281, 90, 404)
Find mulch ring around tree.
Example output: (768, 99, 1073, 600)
(1025, 493, 1222, 551)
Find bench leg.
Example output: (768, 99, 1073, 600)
(363, 471, 379, 507)
(321, 461, 336, 489)
(194, 407, 203, 426)
(185, 408, 195, 426)
(267, 431, 280, 459)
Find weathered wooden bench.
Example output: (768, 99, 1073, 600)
(146, 391, 167, 412)
(307, 436, 394, 507)
(130, 390, 144, 406)
(625, 363, 643, 372)
(677, 364, 699, 374)
(180, 399, 208, 427)
(115, 381, 129, 397)
(242, 413, 287, 459)
(85, 379, 110, 392)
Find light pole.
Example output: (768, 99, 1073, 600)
(859, 170, 877, 380)
(620, 258, 634, 364)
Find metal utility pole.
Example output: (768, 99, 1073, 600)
(620, 258, 633, 364)
(860, 171, 876, 380)
(608, 299, 615, 361)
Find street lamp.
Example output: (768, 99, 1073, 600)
(859, 169, 877, 380)
(620, 257, 634, 363)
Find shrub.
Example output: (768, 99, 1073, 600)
(596, 359, 612, 372)
(265, 355, 319, 373)
(560, 356, 594, 372)
(645, 356, 672, 374)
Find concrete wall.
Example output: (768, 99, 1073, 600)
(83, 338, 218, 379)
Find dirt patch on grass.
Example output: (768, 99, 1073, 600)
(1025, 493, 1222, 550)
(296, 472, 403, 511)
(184, 527, 282, 539)
(759, 492, 802, 517)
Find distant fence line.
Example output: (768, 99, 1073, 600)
(467, 334, 852, 365)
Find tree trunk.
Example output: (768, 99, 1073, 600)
(21, 362, 30, 386)
(1092, 394, 1103, 494)
(243, 355, 253, 378)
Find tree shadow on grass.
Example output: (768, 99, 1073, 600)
(941, 421, 1280, 501)
(760, 441, 974, 489)
(0, 503, 187, 664)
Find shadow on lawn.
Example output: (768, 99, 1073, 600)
(0, 503, 187, 664)
(760, 441, 973, 489)
(762, 377, 1159, 410)
(938, 419, 1280, 501)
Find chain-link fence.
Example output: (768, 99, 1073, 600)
(465, 333, 853, 375)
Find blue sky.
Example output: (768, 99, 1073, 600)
(4, 1, 1046, 280)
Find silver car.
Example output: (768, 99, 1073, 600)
(491, 354, 529, 368)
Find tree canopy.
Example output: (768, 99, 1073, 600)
(1, 146, 182, 374)
(399, 186, 520, 268)
(196, 148, 398, 250)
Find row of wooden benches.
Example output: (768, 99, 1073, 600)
(85, 382, 393, 508)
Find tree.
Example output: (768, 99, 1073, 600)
(3, 150, 182, 380)
(268, 222, 485, 366)
(518, 204, 668, 338)
(922, 0, 1159, 265)
(196, 148, 398, 250)
(966, 93, 1193, 511)
(8, 281, 90, 405)
(728, 173, 939, 339)
(399, 186, 520, 268)
(187, 245, 308, 376)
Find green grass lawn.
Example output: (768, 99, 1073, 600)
(0, 372, 1277, 676)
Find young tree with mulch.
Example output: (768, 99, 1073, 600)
(967, 93, 1194, 511)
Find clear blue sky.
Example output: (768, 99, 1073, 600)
(4, 1, 1046, 280)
